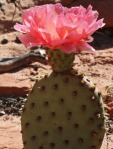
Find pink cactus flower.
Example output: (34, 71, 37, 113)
(14, 3, 105, 53)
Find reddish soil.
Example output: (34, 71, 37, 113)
(0, 0, 113, 149)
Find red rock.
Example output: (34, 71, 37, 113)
(0, 69, 34, 96)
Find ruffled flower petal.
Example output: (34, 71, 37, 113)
(14, 23, 30, 33)
(14, 3, 104, 53)
(76, 41, 95, 52)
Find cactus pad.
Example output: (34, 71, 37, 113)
(22, 70, 106, 149)
(47, 49, 75, 72)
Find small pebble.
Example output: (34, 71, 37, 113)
(0, 111, 5, 116)
(1, 38, 8, 44)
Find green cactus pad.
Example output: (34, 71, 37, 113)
(22, 70, 106, 149)
(47, 49, 75, 72)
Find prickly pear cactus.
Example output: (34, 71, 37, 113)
(21, 49, 106, 149)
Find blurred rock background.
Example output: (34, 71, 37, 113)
(0, 0, 113, 31)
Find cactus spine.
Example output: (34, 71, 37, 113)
(22, 49, 106, 149)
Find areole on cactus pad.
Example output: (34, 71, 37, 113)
(14, 3, 106, 149)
